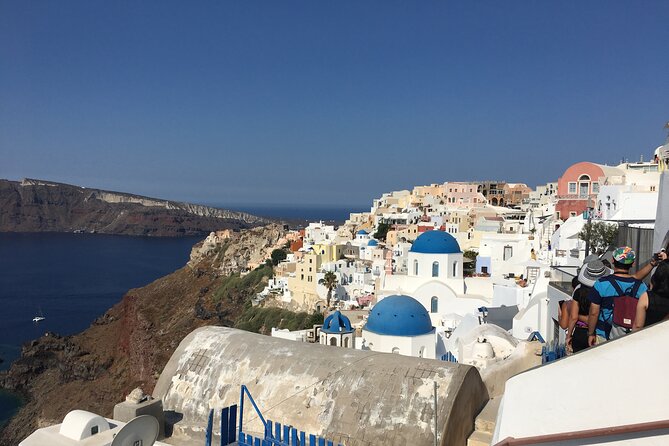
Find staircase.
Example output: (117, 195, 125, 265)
(467, 397, 501, 446)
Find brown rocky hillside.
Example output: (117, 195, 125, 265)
(0, 224, 295, 445)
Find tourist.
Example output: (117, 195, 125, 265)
(530, 248, 537, 260)
(587, 247, 648, 346)
(558, 276, 582, 331)
(567, 260, 612, 352)
(634, 262, 669, 328)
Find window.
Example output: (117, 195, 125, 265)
(344, 337, 349, 348)
(330, 337, 337, 346)
(568, 182, 577, 194)
(392, 347, 400, 354)
(91, 426, 99, 436)
(452, 261, 458, 277)
(651, 186, 656, 192)
(431, 296, 438, 313)
(570, 212, 577, 217)
(432, 261, 439, 277)
(592, 182, 600, 193)
(413, 260, 419, 276)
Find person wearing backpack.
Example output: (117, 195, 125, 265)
(587, 247, 649, 346)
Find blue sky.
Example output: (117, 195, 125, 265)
(1, 1, 668, 208)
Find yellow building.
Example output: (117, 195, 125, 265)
(286, 252, 323, 311)
(311, 243, 346, 263)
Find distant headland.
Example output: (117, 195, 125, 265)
(0, 178, 271, 237)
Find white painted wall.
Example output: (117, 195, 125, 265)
(494, 321, 669, 444)
(360, 330, 436, 359)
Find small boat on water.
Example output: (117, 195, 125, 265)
(33, 307, 45, 323)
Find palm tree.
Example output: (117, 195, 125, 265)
(318, 271, 338, 309)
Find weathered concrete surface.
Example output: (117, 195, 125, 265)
(154, 327, 489, 446)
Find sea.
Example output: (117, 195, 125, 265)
(0, 232, 203, 429)
(0, 205, 360, 431)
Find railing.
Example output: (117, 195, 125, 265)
(204, 385, 345, 446)
(493, 419, 669, 445)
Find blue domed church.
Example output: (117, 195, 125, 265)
(378, 230, 489, 328)
(361, 295, 436, 359)
(319, 311, 355, 348)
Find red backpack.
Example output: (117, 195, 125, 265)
(607, 278, 642, 329)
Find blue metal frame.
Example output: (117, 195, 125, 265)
(239, 384, 269, 438)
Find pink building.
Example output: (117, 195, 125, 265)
(555, 162, 622, 219)
(443, 182, 486, 207)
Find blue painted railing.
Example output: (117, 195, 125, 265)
(239, 419, 341, 446)
(205, 385, 344, 446)
(541, 340, 566, 364)
(204, 404, 238, 446)
(441, 351, 458, 363)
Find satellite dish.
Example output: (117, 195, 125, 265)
(111, 415, 159, 446)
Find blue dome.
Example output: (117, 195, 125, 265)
(367, 239, 378, 247)
(364, 295, 433, 337)
(410, 230, 461, 254)
(322, 311, 353, 334)
(357, 229, 369, 235)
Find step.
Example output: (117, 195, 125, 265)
(467, 430, 493, 446)
(474, 397, 501, 434)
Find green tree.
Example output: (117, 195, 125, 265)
(373, 222, 391, 241)
(318, 271, 339, 309)
(579, 222, 619, 255)
(270, 248, 287, 266)
(463, 250, 477, 276)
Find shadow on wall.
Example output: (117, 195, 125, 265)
(164, 411, 183, 438)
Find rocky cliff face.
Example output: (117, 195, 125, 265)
(0, 179, 271, 236)
(0, 224, 288, 445)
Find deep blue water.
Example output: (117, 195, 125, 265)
(0, 232, 202, 427)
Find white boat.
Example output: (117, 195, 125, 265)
(33, 307, 45, 322)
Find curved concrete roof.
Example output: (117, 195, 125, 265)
(154, 327, 488, 446)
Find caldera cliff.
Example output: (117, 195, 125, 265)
(0, 178, 271, 236)
(0, 224, 320, 445)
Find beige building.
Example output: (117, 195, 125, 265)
(503, 183, 532, 206)
(286, 251, 323, 311)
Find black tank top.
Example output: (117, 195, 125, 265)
(646, 291, 669, 326)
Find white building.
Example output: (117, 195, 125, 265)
(304, 221, 337, 244)
(380, 231, 488, 327)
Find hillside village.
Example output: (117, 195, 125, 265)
(17, 140, 669, 446)
(257, 148, 667, 365)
